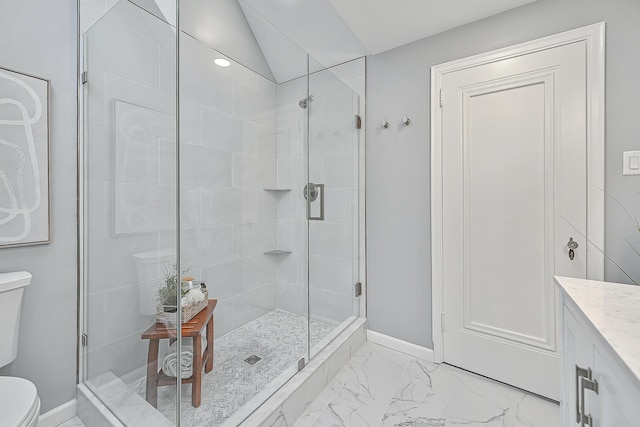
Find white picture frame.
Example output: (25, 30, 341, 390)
(0, 66, 51, 248)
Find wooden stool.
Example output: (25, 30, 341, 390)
(141, 299, 217, 407)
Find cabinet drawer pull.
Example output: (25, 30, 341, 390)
(576, 365, 599, 427)
(575, 365, 591, 423)
(580, 376, 599, 426)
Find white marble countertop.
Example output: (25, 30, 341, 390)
(555, 275, 640, 384)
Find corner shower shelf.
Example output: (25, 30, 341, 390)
(264, 249, 292, 255)
(263, 188, 292, 192)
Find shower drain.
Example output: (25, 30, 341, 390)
(244, 355, 262, 365)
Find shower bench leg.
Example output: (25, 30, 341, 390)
(145, 339, 159, 406)
(141, 300, 217, 408)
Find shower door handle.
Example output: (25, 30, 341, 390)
(305, 183, 324, 221)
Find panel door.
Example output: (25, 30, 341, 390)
(441, 41, 588, 400)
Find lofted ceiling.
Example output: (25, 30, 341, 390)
(144, 0, 540, 83)
(327, 0, 539, 55)
(239, 0, 538, 81)
(240, 0, 368, 67)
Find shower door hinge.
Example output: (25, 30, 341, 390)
(355, 114, 362, 130)
(439, 89, 443, 108)
(81, 333, 88, 347)
(81, 71, 88, 84)
(440, 312, 446, 332)
(355, 282, 363, 297)
(298, 358, 306, 372)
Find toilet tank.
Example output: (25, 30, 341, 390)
(0, 271, 32, 368)
(132, 249, 175, 315)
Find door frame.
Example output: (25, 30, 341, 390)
(430, 22, 605, 363)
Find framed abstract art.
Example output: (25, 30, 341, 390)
(0, 66, 50, 247)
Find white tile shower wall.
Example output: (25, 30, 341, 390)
(275, 58, 365, 326)
(179, 34, 278, 338)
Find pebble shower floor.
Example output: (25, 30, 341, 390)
(131, 309, 334, 425)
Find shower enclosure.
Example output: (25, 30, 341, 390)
(80, 1, 363, 425)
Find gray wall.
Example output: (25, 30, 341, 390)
(366, 0, 640, 348)
(0, 0, 78, 413)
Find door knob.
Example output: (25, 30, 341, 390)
(303, 183, 319, 202)
(304, 183, 324, 221)
(567, 237, 579, 260)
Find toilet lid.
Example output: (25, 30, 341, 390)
(0, 377, 39, 426)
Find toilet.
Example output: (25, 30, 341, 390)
(132, 248, 175, 315)
(0, 271, 40, 427)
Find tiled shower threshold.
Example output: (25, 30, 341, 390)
(78, 311, 366, 426)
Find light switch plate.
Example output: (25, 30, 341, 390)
(623, 150, 640, 175)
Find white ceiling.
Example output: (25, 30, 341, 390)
(166, 0, 541, 83)
(239, 0, 309, 82)
(239, 0, 539, 75)
(328, 0, 539, 55)
(240, 0, 369, 71)
(134, 0, 541, 82)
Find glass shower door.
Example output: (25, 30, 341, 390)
(82, 1, 180, 425)
(82, 2, 362, 424)
(174, 5, 313, 423)
(307, 61, 361, 357)
(174, 28, 311, 424)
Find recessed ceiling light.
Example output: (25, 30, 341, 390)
(214, 58, 231, 67)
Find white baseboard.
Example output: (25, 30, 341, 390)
(38, 399, 76, 427)
(367, 330, 434, 361)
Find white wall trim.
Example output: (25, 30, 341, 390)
(38, 398, 76, 427)
(430, 22, 606, 364)
(367, 330, 434, 361)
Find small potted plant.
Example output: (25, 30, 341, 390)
(157, 263, 188, 310)
(156, 263, 208, 324)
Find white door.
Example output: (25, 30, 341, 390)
(440, 41, 589, 400)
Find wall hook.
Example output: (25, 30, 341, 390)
(381, 118, 389, 129)
(402, 115, 411, 126)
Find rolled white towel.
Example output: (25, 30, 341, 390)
(180, 289, 206, 306)
(162, 335, 207, 378)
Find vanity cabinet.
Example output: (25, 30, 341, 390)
(560, 280, 640, 427)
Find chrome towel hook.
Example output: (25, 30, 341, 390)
(381, 118, 389, 129)
(402, 114, 411, 126)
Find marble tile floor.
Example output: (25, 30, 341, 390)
(292, 342, 561, 427)
(59, 338, 558, 427)
(127, 309, 334, 426)
(57, 417, 85, 426)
